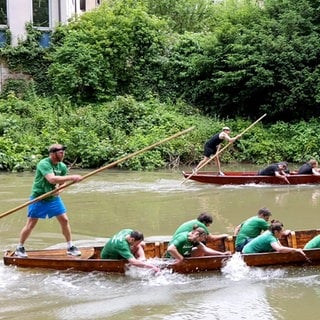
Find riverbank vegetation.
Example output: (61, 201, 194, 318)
(1, 93, 319, 172)
(1, 0, 320, 171)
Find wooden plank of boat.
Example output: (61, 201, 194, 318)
(170, 250, 320, 274)
(3, 247, 128, 273)
(3, 241, 165, 273)
(3, 229, 320, 273)
(182, 171, 320, 185)
(171, 229, 320, 273)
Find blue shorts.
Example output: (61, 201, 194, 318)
(28, 196, 66, 219)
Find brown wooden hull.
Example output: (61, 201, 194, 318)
(183, 171, 320, 185)
(171, 250, 320, 273)
(4, 229, 320, 274)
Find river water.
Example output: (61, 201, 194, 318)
(1, 168, 320, 320)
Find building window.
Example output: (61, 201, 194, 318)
(33, 0, 49, 28)
(80, 0, 86, 11)
(0, 0, 7, 25)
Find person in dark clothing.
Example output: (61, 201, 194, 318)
(258, 162, 290, 184)
(194, 127, 240, 175)
(298, 159, 320, 175)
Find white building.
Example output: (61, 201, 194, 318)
(0, 0, 103, 47)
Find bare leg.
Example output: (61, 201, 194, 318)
(18, 218, 39, 245)
(56, 213, 72, 242)
(57, 214, 81, 256)
(215, 156, 222, 173)
(195, 156, 210, 171)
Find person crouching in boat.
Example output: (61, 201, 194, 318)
(258, 162, 290, 184)
(165, 226, 230, 263)
(100, 229, 160, 272)
(173, 212, 229, 243)
(298, 159, 320, 175)
(242, 221, 306, 258)
(234, 207, 272, 252)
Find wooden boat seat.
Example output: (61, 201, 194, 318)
(224, 236, 236, 253)
(290, 229, 320, 248)
(287, 231, 297, 248)
(145, 241, 166, 258)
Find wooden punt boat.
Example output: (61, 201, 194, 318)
(4, 229, 320, 274)
(182, 171, 320, 185)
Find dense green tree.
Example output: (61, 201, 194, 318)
(2, 0, 320, 123)
(145, 0, 216, 33)
(47, 0, 166, 102)
(161, 0, 320, 121)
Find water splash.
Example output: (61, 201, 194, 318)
(221, 252, 287, 282)
(221, 252, 251, 281)
(124, 258, 190, 286)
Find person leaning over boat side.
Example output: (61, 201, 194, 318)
(242, 220, 307, 259)
(15, 144, 83, 258)
(165, 226, 230, 263)
(258, 162, 290, 184)
(298, 159, 320, 175)
(194, 127, 241, 176)
(304, 234, 320, 249)
(100, 229, 160, 272)
(234, 207, 272, 252)
(173, 212, 228, 242)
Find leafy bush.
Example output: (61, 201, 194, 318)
(0, 93, 320, 171)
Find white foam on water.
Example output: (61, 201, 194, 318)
(221, 252, 251, 281)
(221, 252, 287, 282)
(67, 178, 207, 194)
(124, 257, 190, 286)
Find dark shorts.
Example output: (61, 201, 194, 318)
(236, 238, 252, 252)
(204, 144, 218, 158)
(28, 196, 66, 219)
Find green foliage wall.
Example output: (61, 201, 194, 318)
(47, 0, 166, 102)
(2, 0, 320, 122)
(1, 92, 320, 172)
(1, 0, 320, 172)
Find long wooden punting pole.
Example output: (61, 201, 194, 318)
(0, 127, 194, 219)
(181, 114, 267, 184)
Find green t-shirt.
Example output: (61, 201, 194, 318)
(235, 216, 270, 247)
(242, 230, 278, 253)
(100, 229, 134, 259)
(31, 157, 67, 198)
(166, 231, 199, 258)
(173, 219, 209, 237)
(304, 235, 320, 249)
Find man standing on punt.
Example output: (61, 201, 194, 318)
(15, 143, 83, 258)
(194, 127, 241, 176)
